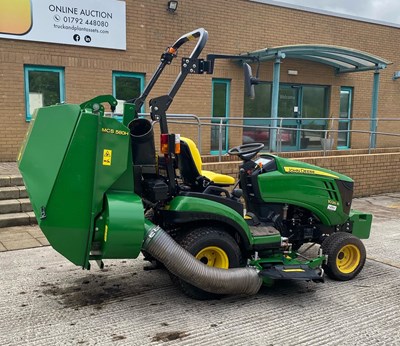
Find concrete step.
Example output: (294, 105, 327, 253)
(0, 212, 37, 228)
(0, 175, 24, 188)
(0, 186, 28, 200)
(0, 198, 32, 214)
(0, 173, 37, 228)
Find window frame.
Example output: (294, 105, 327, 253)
(112, 71, 145, 114)
(24, 65, 65, 122)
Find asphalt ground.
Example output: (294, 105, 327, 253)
(0, 194, 400, 345)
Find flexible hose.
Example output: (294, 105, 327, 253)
(142, 222, 262, 296)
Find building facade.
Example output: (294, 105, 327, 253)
(1, 0, 400, 161)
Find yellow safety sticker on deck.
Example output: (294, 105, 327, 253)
(104, 225, 108, 242)
(282, 269, 305, 273)
(103, 149, 112, 166)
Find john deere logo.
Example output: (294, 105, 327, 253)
(284, 166, 338, 179)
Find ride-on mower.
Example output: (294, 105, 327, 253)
(18, 28, 372, 300)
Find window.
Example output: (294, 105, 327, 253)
(337, 87, 353, 149)
(243, 83, 271, 148)
(112, 72, 145, 114)
(301, 85, 329, 150)
(211, 79, 230, 154)
(24, 66, 65, 121)
(243, 83, 329, 151)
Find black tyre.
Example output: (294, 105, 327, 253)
(322, 232, 366, 281)
(175, 226, 243, 300)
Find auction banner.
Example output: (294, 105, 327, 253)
(0, 0, 126, 50)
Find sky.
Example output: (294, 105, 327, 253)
(269, 0, 400, 25)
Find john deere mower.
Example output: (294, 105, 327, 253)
(18, 28, 372, 300)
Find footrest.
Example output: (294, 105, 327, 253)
(259, 264, 324, 282)
(249, 225, 280, 237)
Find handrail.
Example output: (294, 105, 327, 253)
(197, 116, 400, 160)
(108, 112, 400, 160)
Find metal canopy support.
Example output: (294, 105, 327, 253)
(370, 69, 381, 149)
(270, 52, 285, 151)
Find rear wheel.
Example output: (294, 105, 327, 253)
(175, 226, 242, 300)
(322, 232, 366, 281)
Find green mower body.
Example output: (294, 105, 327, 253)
(19, 98, 144, 268)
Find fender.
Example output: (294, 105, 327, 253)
(165, 195, 253, 250)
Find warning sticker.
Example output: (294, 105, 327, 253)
(327, 204, 337, 211)
(103, 149, 112, 166)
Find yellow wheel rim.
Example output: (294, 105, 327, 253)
(336, 244, 361, 274)
(196, 246, 229, 269)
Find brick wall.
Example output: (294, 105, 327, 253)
(2, 0, 400, 160)
(203, 151, 400, 197)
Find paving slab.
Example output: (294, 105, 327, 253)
(2, 237, 42, 251)
(0, 225, 44, 247)
(36, 236, 50, 246)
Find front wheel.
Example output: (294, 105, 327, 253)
(322, 232, 366, 281)
(175, 226, 243, 300)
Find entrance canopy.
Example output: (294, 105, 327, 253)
(243, 44, 391, 74)
(241, 45, 392, 150)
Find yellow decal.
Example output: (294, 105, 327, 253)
(0, 0, 32, 35)
(104, 225, 108, 242)
(284, 166, 339, 179)
(328, 199, 339, 206)
(282, 269, 305, 273)
(187, 34, 195, 41)
(103, 149, 112, 166)
(101, 128, 129, 136)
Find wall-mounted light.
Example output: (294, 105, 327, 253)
(288, 69, 298, 76)
(393, 71, 400, 80)
(167, 1, 178, 13)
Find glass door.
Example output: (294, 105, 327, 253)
(278, 85, 300, 151)
(243, 83, 329, 151)
(338, 87, 352, 149)
(301, 86, 329, 150)
(211, 79, 230, 154)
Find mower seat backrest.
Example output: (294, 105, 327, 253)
(178, 137, 235, 187)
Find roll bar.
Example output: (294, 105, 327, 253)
(131, 28, 208, 125)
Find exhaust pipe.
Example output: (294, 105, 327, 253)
(142, 223, 262, 296)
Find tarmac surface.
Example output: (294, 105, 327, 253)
(0, 168, 400, 345)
